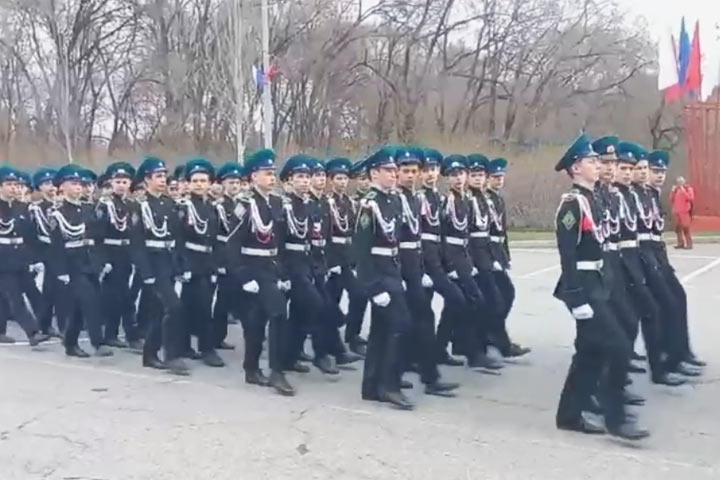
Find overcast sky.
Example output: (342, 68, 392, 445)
(620, 0, 720, 98)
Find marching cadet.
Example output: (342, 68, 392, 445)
(466, 154, 511, 364)
(173, 165, 189, 199)
(29, 168, 63, 337)
(610, 142, 685, 387)
(0, 166, 49, 346)
(552, 135, 648, 440)
(437, 154, 500, 371)
(324, 157, 364, 355)
(630, 151, 700, 378)
(355, 146, 414, 409)
(279, 155, 340, 375)
(177, 158, 224, 368)
(395, 146, 460, 396)
(234, 149, 295, 396)
(592, 138, 644, 370)
(131, 156, 189, 375)
(167, 175, 181, 201)
(344, 159, 370, 354)
(486, 159, 529, 358)
(417, 149, 464, 366)
(49, 164, 113, 358)
(211, 162, 245, 351)
(97, 162, 142, 350)
(306, 157, 362, 367)
(646, 151, 705, 369)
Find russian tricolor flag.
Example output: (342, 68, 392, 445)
(658, 18, 702, 102)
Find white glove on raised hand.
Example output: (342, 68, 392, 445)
(277, 280, 291, 292)
(328, 265, 342, 276)
(210, 275, 218, 284)
(372, 292, 391, 307)
(57, 274, 70, 285)
(29, 262, 45, 274)
(351, 269, 358, 278)
(492, 261, 503, 272)
(401, 281, 407, 291)
(182, 271, 192, 282)
(421, 274, 434, 288)
(571, 304, 594, 320)
(448, 270, 459, 280)
(143, 277, 156, 285)
(217, 267, 227, 275)
(242, 280, 260, 294)
(470, 267, 478, 277)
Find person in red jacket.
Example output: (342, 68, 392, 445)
(670, 176, 695, 249)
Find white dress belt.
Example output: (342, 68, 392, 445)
(577, 260, 603, 271)
(371, 247, 398, 257)
(241, 247, 277, 257)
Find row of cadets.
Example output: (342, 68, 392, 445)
(394, 146, 460, 397)
(278, 155, 341, 375)
(0, 166, 50, 346)
(552, 135, 649, 440)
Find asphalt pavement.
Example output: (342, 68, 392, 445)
(1, 244, 719, 479)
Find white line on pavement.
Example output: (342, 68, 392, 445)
(518, 264, 560, 279)
(681, 257, 720, 284)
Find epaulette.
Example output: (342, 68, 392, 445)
(235, 191, 252, 203)
(364, 190, 376, 201)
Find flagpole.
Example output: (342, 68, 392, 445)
(261, 0, 273, 149)
(233, 0, 245, 163)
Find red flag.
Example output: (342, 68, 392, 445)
(685, 21, 702, 98)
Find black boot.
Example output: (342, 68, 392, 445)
(65, 346, 90, 358)
(607, 421, 650, 441)
(202, 351, 225, 368)
(166, 358, 191, 376)
(313, 356, 340, 375)
(437, 352, 464, 367)
(286, 361, 311, 373)
(379, 391, 414, 410)
(105, 338, 129, 348)
(94, 345, 115, 357)
(246, 369, 270, 386)
(622, 390, 645, 406)
(337, 351, 363, 365)
(425, 380, 460, 397)
(557, 413, 606, 435)
(652, 372, 686, 386)
(29, 332, 51, 346)
(0, 334, 16, 344)
(217, 341, 235, 350)
(269, 370, 296, 396)
(143, 355, 167, 370)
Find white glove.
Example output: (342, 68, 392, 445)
(448, 270, 459, 280)
(421, 274, 434, 288)
(210, 275, 218, 284)
(352, 269, 357, 277)
(471, 267, 478, 277)
(143, 277, 156, 285)
(492, 261, 503, 271)
(242, 280, 260, 293)
(277, 280, 291, 292)
(182, 271, 192, 282)
(328, 265, 342, 276)
(99, 263, 113, 282)
(29, 262, 45, 274)
(217, 267, 227, 275)
(401, 281, 407, 291)
(571, 304, 594, 320)
(372, 292, 391, 307)
(57, 274, 70, 285)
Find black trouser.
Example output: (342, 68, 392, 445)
(491, 270, 515, 355)
(362, 287, 412, 397)
(286, 273, 333, 364)
(474, 269, 508, 353)
(556, 300, 630, 429)
(400, 250, 440, 385)
(20, 271, 44, 322)
(639, 247, 685, 370)
(0, 273, 39, 339)
(37, 266, 66, 334)
(340, 268, 368, 343)
(436, 249, 485, 359)
(102, 262, 139, 343)
(211, 273, 236, 347)
(241, 273, 288, 372)
(142, 275, 185, 361)
(63, 273, 105, 350)
(181, 274, 216, 354)
(659, 261, 692, 359)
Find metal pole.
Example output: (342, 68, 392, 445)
(233, 0, 245, 163)
(260, 0, 273, 148)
